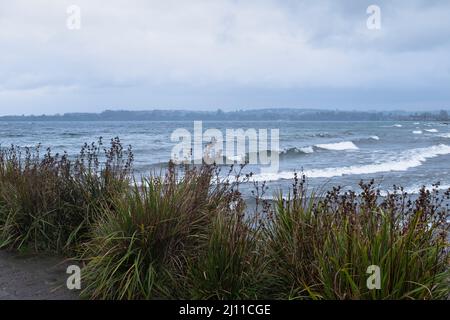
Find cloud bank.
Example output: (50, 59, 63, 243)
(1, 0, 449, 114)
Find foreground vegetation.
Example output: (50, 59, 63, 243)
(0, 141, 448, 299)
(0, 138, 132, 252)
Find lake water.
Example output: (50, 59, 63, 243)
(1, 120, 450, 199)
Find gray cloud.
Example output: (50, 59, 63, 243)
(0, 0, 449, 114)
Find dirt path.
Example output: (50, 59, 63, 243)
(0, 250, 80, 300)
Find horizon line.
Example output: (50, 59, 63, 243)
(1, 107, 450, 118)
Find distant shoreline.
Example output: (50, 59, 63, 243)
(0, 108, 449, 122)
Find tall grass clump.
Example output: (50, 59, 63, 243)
(0, 138, 132, 252)
(1, 135, 447, 300)
(80, 164, 263, 299)
(265, 175, 449, 299)
(185, 174, 265, 299)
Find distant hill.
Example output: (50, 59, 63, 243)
(0, 108, 449, 122)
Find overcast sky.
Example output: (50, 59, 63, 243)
(1, 0, 449, 115)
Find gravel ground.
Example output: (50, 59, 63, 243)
(0, 250, 80, 300)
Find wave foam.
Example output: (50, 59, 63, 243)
(299, 146, 314, 154)
(425, 129, 438, 133)
(237, 146, 315, 161)
(438, 133, 450, 138)
(252, 144, 450, 181)
(315, 141, 359, 151)
(413, 130, 423, 134)
(370, 136, 380, 140)
(400, 184, 450, 195)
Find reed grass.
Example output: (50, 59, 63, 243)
(264, 175, 449, 299)
(79, 164, 264, 299)
(0, 140, 448, 299)
(0, 138, 132, 252)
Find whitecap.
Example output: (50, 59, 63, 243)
(393, 124, 403, 128)
(315, 141, 359, 151)
(299, 146, 314, 154)
(370, 136, 380, 140)
(424, 129, 438, 133)
(378, 184, 450, 197)
(252, 144, 450, 182)
(413, 130, 423, 134)
(402, 184, 450, 195)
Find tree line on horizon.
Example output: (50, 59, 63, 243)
(0, 109, 449, 122)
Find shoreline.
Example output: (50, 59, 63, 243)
(0, 250, 78, 300)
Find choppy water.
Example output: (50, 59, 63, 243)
(1, 120, 450, 197)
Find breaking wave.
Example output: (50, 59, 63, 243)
(252, 144, 450, 182)
(379, 184, 450, 196)
(315, 141, 359, 151)
(279, 146, 315, 156)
